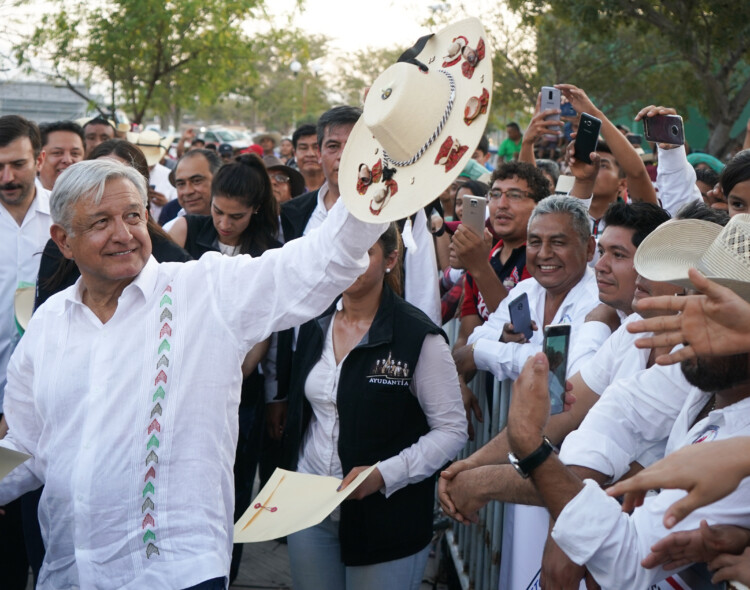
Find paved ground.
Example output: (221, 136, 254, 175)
(26, 537, 450, 589)
(230, 536, 450, 590)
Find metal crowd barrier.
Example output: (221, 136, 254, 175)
(441, 319, 512, 590)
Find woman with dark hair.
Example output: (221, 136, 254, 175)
(167, 154, 278, 257)
(35, 139, 192, 308)
(281, 223, 467, 590)
(167, 153, 281, 584)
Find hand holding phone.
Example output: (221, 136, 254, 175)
(541, 86, 561, 136)
(461, 195, 487, 236)
(643, 114, 685, 146)
(509, 293, 533, 341)
(543, 324, 571, 415)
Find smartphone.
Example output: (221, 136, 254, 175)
(541, 86, 561, 135)
(643, 114, 685, 145)
(461, 195, 487, 236)
(560, 102, 577, 118)
(574, 112, 601, 164)
(508, 293, 533, 341)
(626, 133, 643, 147)
(543, 324, 571, 415)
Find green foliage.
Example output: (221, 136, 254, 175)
(506, 0, 750, 155)
(17, 0, 264, 124)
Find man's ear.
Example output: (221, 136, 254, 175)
(36, 150, 46, 173)
(50, 223, 74, 260)
(586, 234, 596, 262)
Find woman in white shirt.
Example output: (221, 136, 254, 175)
(281, 223, 468, 590)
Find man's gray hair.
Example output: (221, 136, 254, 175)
(528, 195, 591, 243)
(50, 159, 148, 233)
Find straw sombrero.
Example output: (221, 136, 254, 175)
(127, 130, 173, 167)
(634, 214, 750, 301)
(340, 17, 492, 223)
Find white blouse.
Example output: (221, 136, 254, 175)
(297, 300, 468, 497)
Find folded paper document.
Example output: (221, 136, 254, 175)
(234, 463, 379, 543)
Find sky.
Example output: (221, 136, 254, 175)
(262, 0, 477, 53)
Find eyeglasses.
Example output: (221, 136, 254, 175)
(270, 174, 290, 183)
(486, 188, 530, 202)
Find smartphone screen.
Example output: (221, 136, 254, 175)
(508, 293, 533, 340)
(574, 113, 601, 164)
(544, 324, 571, 415)
(461, 195, 487, 236)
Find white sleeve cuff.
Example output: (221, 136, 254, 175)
(473, 338, 502, 373)
(559, 429, 633, 482)
(551, 479, 624, 565)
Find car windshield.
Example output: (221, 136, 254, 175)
(217, 130, 238, 141)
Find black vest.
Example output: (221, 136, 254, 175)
(283, 286, 445, 565)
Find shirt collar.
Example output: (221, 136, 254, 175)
(316, 182, 329, 210)
(63, 255, 160, 311)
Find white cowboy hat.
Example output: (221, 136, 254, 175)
(634, 214, 750, 301)
(127, 130, 173, 167)
(340, 17, 492, 223)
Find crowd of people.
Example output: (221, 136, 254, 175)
(2, 21, 750, 590)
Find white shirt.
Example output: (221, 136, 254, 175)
(148, 162, 178, 221)
(574, 313, 667, 469)
(468, 267, 600, 381)
(0, 185, 51, 413)
(560, 359, 693, 483)
(656, 145, 702, 217)
(553, 392, 750, 589)
(0, 200, 386, 589)
(298, 301, 467, 497)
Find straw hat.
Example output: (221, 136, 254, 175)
(254, 131, 282, 146)
(634, 214, 750, 301)
(340, 17, 492, 223)
(127, 130, 173, 167)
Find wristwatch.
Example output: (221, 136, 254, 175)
(508, 436, 556, 479)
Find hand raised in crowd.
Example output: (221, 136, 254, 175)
(337, 465, 385, 500)
(265, 401, 287, 441)
(148, 187, 169, 208)
(556, 84, 599, 119)
(565, 135, 601, 184)
(522, 92, 562, 146)
(607, 438, 750, 527)
(501, 320, 538, 344)
(459, 377, 483, 441)
(541, 534, 601, 590)
(628, 268, 750, 365)
(634, 105, 682, 150)
(451, 224, 492, 276)
(709, 547, 750, 585)
(641, 520, 750, 571)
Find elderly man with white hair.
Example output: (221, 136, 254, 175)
(0, 159, 386, 589)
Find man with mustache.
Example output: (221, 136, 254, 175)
(0, 114, 51, 589)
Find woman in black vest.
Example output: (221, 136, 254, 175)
(282, 223, 467, 590)
(168, 154, 281, 584)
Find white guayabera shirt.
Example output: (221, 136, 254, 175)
(0, 200, 386, 590)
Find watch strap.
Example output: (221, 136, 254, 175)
(509, 436, 555, 478)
